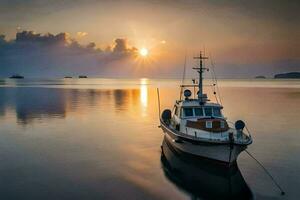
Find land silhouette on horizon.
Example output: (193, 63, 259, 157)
(274, 72, 300, 79)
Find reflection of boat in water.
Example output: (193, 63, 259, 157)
(160, 52, 252, 165)
(9, 74, 24, 79)
(161, 137, 254, 200)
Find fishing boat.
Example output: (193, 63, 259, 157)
(159, 52, 252, 166)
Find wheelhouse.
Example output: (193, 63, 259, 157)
(173, 103, 224, 119)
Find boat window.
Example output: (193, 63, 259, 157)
(194, 108, 203, 116)
(183, 108, 194, 117)
(220, 121, 225, 128)
(204, 107, 212, 117)
(206, 121, 213, 128)
(213, 107, 222, 117)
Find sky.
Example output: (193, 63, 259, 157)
(0, 0, 299, 78)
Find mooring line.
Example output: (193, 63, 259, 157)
(245, 149, 285, 195)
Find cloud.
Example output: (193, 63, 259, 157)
(86, 42, 96, 49)
(113, 38, 128, 53)
(15, 31, 69, 45)
(0, 31, 138, 77)
(112, 38, 137, 53)
(76, 31, 88, 39)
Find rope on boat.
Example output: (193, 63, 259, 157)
(211, 84, 219, 104)
(245, 149, 285, 195)
(209, 53, 223, 105)
(179, 52, 187, 101)
(229, 124, 284, 195)
(209, 64, 219, 104)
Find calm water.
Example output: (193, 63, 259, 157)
(0, 78, 300, 200)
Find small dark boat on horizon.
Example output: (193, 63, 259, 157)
(78, 75, 88, 78)
(64, 76, 73, 78)
(9, 74, 24, 79)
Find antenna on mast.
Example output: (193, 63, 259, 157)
(193, 51, 209, 104)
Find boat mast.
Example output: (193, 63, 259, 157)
(193, 51, 208, 103)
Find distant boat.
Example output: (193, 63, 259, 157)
(159, 52, 252, 166)
(255, 76, 266, 79)
(64, 76, 72, 78)
(78, 75, 88, 78)
(9, 74, 24, 79)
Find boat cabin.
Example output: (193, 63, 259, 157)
(171, 100, 230, 136)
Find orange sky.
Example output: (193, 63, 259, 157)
(0, 0, 299, 78)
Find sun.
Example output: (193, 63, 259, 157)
(139, 47, 149, 57)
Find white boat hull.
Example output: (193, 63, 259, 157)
(161, 122, 248, 165)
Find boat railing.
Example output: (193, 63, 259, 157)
(185, 123, 252, 144)
(162, 119, 252, 144)
(184, 126, 230, 142)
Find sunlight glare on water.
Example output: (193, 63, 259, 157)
(140, 78, 148, 117)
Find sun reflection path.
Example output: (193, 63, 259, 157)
(140, 78, 148, 116)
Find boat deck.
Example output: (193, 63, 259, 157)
(161, 119, 252, 145)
